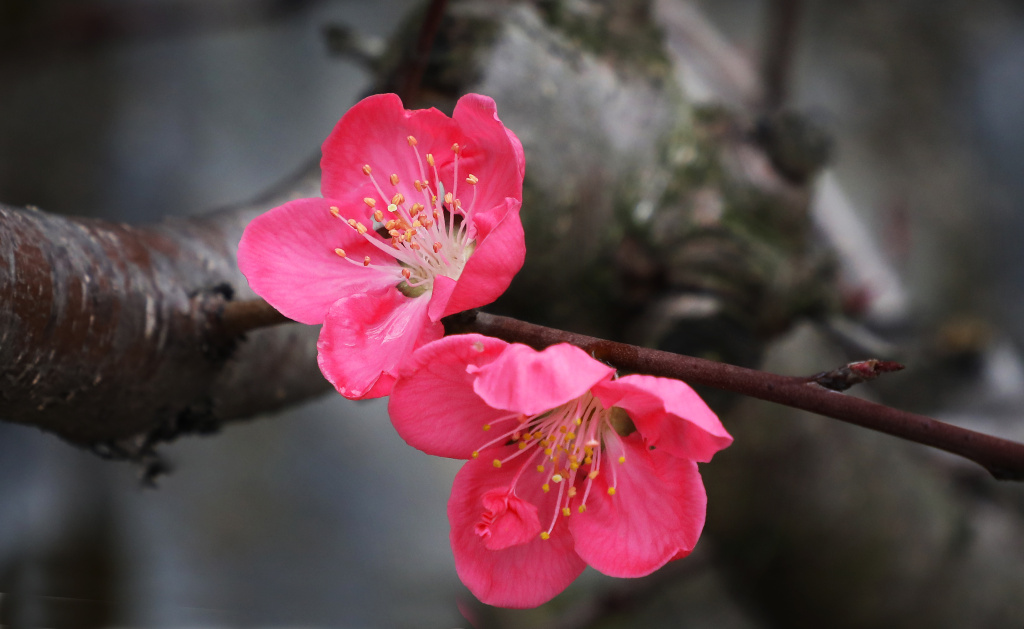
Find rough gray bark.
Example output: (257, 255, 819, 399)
(0, 165, 329, 454)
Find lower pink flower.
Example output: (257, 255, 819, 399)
(388, 334, 733, 608)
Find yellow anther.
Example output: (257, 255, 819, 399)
(385, 220, 396, 230)
(356, 223, 368, 234)
(412, 220, 422, 228)
(584, 457, 592, 464)
(329, 206, 341, 218)
(578, 505, 587, 514)
(334, 248, 346, 257)
(363, 256, 371, 266)
(362, 164, 372, 175)
(466, 174, 478, 185)
(542, 484, 550, 493)
(575, 417, 582, 425)
(562, 507, 571, 517)
(426, 153, 435, 166)
(552, 474, 564, 483)
(566, 432, 576, 440)
(451, 142, 460, 153)
(433, 242, 442, 253)
(347, 218, 357, 226)
(540, 532, 550, 540)
(471, 451, 479, 458)
(390, 173, 399, 185)
(373, 210, 384, 222)
(519, 442, 528, 450)
(444, 192, 454, 205)
(492, 459, 502, 468)
(571, 462, 580, 470)
(544, 448, 553, 456)
(482, 424, 491, 431)
(589, 470, 600, 480)
(568, 487, 577, 497)
(391, 193, 405, 205)
(363, 197, 376, 207)
(402, 269, 411, 279)
(618, 456, 626, 464)
(607, 487, 616, 496)
(536, 465, 545, 473)
(407, 135, 417, 146)
(387, 204, 398, 213)
(411, 202, 424, 214)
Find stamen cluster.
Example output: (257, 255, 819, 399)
(472, 393, 627, 540)
(329, 139, 480, 295)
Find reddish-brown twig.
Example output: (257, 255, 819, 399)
(448, 311, 1024, 481)
(217, 300, 1024, 481)
(396, 0, 449, 103)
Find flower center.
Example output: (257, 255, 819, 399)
(328, 137, 480, 297)
(473, 392, 632, 541)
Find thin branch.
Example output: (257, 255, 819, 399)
(760, 0, 803, 111)
(219, 298, 291, 338)
(396, 0, 449, 103)
(446, 311, 1024, 481)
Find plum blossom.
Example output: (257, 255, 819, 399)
(388, 334, 733, 608)
(238, 94, 526, 399)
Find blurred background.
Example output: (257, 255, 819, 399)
(1, 0, 1024, 627)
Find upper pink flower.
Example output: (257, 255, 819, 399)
(388, 334, 733, 608)
(238, 94, 526, 399)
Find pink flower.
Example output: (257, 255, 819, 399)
(238, 94, 526, 399)
(388, 334, 733, 608)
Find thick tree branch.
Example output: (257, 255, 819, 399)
(0, 167, 330, 452)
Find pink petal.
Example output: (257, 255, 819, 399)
(449, 451, 585, 608)
(428, 275, 458, 322)
(388, 334, 513, 458)
(237, 197, 394, 324)
(317, 286, 442, 399)
(478, 486, 542, 550)
(320, 93, 522, 236)
(569, 435, 707, 578)
(471, 343, 615, 416)
(442, 200, 526, 318)
(450, 94, 525, 235)
(321, 94, 459, 207)
(592, 375, 732, 463)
